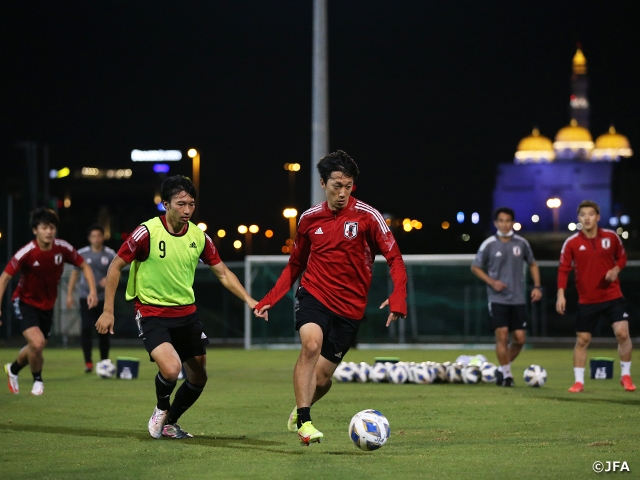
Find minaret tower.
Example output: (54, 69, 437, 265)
(570, 44, 589, 129)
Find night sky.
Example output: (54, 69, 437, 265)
(3, 1, 639, 259)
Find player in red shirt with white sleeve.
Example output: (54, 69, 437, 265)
(254, 150, 407, 446)
(556, 200, 635, 393)
(0, 208, 98, 396)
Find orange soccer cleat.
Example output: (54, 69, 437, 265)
(620, 375, 636, 392)
(568, 382, 584, 393)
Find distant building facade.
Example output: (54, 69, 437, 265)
(494, 47, 633, 232)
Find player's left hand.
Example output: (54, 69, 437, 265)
(254, 305, 270, 321)
(530, 288, 543, 302)
(605, 267, 619, 282)
(380, 299, 406, 327)
(87, 291, 98, 309)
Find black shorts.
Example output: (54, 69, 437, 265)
(295, 287, 361, 364)
(576, 298, 628, 334)
(137, 311, 209, 363)
(488, 303, 528, 332)
(13, 298, 54, 339)
(80, 298, 104, 331)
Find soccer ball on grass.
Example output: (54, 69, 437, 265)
(349, 409, 390, 451)
(96, 359, 116, 379)
(523, 364, 547, 387)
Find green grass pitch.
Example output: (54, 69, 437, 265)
(1, 347, 638, 479)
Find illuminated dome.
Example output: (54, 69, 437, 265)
(573, 48, 587, 75)
(515, 128, 555, 163)
(553, 119, 594, 160)
(591, 126, 633, 161)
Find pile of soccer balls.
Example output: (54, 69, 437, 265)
(333, 355, 547, 387)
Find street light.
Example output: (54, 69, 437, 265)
(283, 208, 298, 241)
(238, 224, 259, 255)
(188, 148, 200, 218)
(284, 163, 301, 203)
(547, 197, 562, 232)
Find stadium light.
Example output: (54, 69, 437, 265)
(547, 198, 562, 232)
(217, 229, 226, 238)
(238, 225, 248, 234)
(197, 222, 207, 232)
(283, 208, 298, 241)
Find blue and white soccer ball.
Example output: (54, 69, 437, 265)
(354, 362, 371, 383)
(446, 362, 464, 383)
(413, 364, 435, 384)
(432, 362, 447, 383)
(481, 362, 498, 383)
(523, 364, 547, 387)
(333, 362, 356, 382)
(387, 364, 408, 384)
(96, 359, 116, 379)
(462, 365, 482, 384)
(368, 363, 389, 383)
(349, 409, 390, 451)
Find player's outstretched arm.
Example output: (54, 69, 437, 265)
(66, 269, 80, 309)
(210, 261, 258, 309)
(529, 263, 542, 302)
(0, 271, 13, 323)
(556, 288, 566, 315)
(96, 256, 127, 334)
(471, 265, 507, 292)
(80, 261, 99, 309)
(379, 299, 405, 327)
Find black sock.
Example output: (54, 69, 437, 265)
(297, 407, 311, 428)
(167, 381, 204, 425)
(99, 332, 110, 361)
(10, 361, 26, 376)
(155, 373, 177, 411)
(32, 371, 43, 382)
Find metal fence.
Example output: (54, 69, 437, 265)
(2, 256, 638, 348)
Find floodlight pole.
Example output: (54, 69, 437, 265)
(311, 0, 328, 207)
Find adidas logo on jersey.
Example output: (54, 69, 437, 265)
(189, 242, 197, 248)
(579, 245, 587, 251)
(314, 227, 324, 235)
(334, 351, 343, 359)
(201, 332, 207, 339)
(33, 261, 40, 266)
(495, 251, 502, 257)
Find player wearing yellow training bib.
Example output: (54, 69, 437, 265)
(97, 175, 258, 439)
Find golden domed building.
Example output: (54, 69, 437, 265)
(592, 126, 633, 161)
(495, 46, 634, 232)
(514, 128, 555, 163)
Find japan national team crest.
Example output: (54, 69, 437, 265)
(54, 254, 63, 265)
(512, 246, 521, 256)
(601, 238, 610, 249)
(344, 221, 359, 240)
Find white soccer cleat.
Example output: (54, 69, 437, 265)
(162, 423, 193, 439)
(31, 381, 44, 396)
(5, 363, 19, 394)
(287, 406, 298, 432)
(148, 406, 168, 439)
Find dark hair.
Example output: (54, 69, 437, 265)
(494, 207, 515, 221)
(577, 199, 599, 215)
(30, 207, 59, 229)
(161, 175, 197, 203)
(87, 223, 104, 236)
(316, 150, 360, 183)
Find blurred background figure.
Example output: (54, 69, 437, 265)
(67, 224, 116, 373)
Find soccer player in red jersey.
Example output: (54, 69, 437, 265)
(254, 151, 407, 445)
(1, 208, 98, 395)
(556, 200, 635, 393)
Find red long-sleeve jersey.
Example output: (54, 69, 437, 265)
(4, 238, 85, 311)
(255, 196, 407, 320)
(557, 228, 626, 304)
